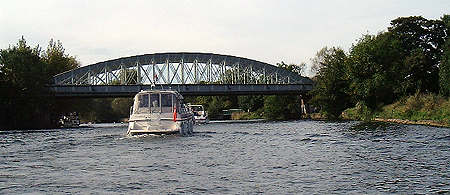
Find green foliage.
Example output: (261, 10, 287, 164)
(62, 97, 133, 123)
(346, 33, 404, 108)
(43, 39, 81, 120)
(237, 95, 264, 112)
(440, 15, 450, 96)
(375, 93, 450, 125)
(310, 47, 330, 74)
(0, 37, 79, 129)
(440, 39, 450, 96)
(184, 95, 239, 119)
(208, 96, 238, 119)
(276, 61, 306, 76)
(43, 39, 80, 79)
(342, 102, 373, 121)
(309, 47, 352, 119)
(231, 111, 262, 120)
(346, 16, 447, 108)
(311, 15, 449, 121)
(0, 38, 48, 129)
(389, 16, 445, 94)
(260, 61, 307, 120)
(185, 83, 301, 121)
(263, 95, 301, 120)
(0, 37, 46, 95)
(111, 98, 134, 118)
(188, 60, 307, 121)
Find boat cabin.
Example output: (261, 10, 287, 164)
(127, 90, 194, 136)
(132, 91, 188, 115)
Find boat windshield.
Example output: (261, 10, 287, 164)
(136, 94, 149, 114)
(150, 93, 160, 113)
(134, 92, 175, 114)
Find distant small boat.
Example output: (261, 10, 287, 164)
(127, 90, 194, 136)
(58, 112, 80, 128)
(188, 104, 209, 124)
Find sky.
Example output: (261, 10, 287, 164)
(0, 0, 448, 75)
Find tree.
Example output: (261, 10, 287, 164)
(344, 15, 448, 108)
(439, 15, 450, 96)
(260, 61, 307, 120)
(388, 16, 446, 94)
(346, 33, 402, 109)
(310, 46, 330, 75)
(0, 37, 81, 129)
(0, 37, 46, 95)
(308, 15, 449, 119)
(43, 39, 79, 80)
(43, 39, 82, 118)
(439, 40, 450, 96)
(111, 98, 134, 119)
(276, 61, 306, 76)
(238, 95, 264, 112)
(0, 37, 49, 129)
(263, 95, 301, 120)
(309, 47, 351, 119)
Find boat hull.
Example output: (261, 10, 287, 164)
(127, 90, 194, 136)
(194, 116, 209, 124)
(127, 117, 194, 136)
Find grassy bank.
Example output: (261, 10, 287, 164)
(231, 111, 264, 120)
(342, 93, 450, 127)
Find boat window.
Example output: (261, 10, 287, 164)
(150, 93, 160, 113)
(138, 94, 149, 107)
(191, 106, 203, 112)
(161, 93, 173, 113)
(180, 102, 186, 114)
(135, 94, 150, 114)
(175, 101, 181, 114)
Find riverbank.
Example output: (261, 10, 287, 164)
(341, 93, 450, 128)
(372, 118, 449, 128)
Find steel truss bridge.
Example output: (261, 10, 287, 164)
(50, 52, 314, 97)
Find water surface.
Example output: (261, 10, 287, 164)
(1, 121, 449, 194)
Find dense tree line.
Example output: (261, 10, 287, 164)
(185, 94, 303, 121)
(0, 37, 79, 129)
(0, 37, 307, 130)
(0, 37, 137, 129)
(310, 15, 449, 119)
(9, 15, 441, 128)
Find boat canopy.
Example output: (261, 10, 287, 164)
(133, 91, 183, 114)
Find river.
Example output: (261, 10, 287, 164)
(0, 120, 449, 194)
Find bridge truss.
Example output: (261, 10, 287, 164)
(53, 52, 312, 86)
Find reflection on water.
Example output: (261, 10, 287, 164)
(0, 121, 449, 194)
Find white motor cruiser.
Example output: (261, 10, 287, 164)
(188, 104, 209, 124)
(127, 90, 194, 136)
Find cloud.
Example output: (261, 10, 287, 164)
(1, 0, 449, 68)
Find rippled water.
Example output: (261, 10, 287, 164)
(1, 121, 449, 194)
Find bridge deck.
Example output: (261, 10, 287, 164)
(49, 84, 313, 97)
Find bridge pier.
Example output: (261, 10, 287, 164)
(299, 94, 312, 118)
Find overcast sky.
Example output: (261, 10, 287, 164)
(0, 0, 448, 74)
